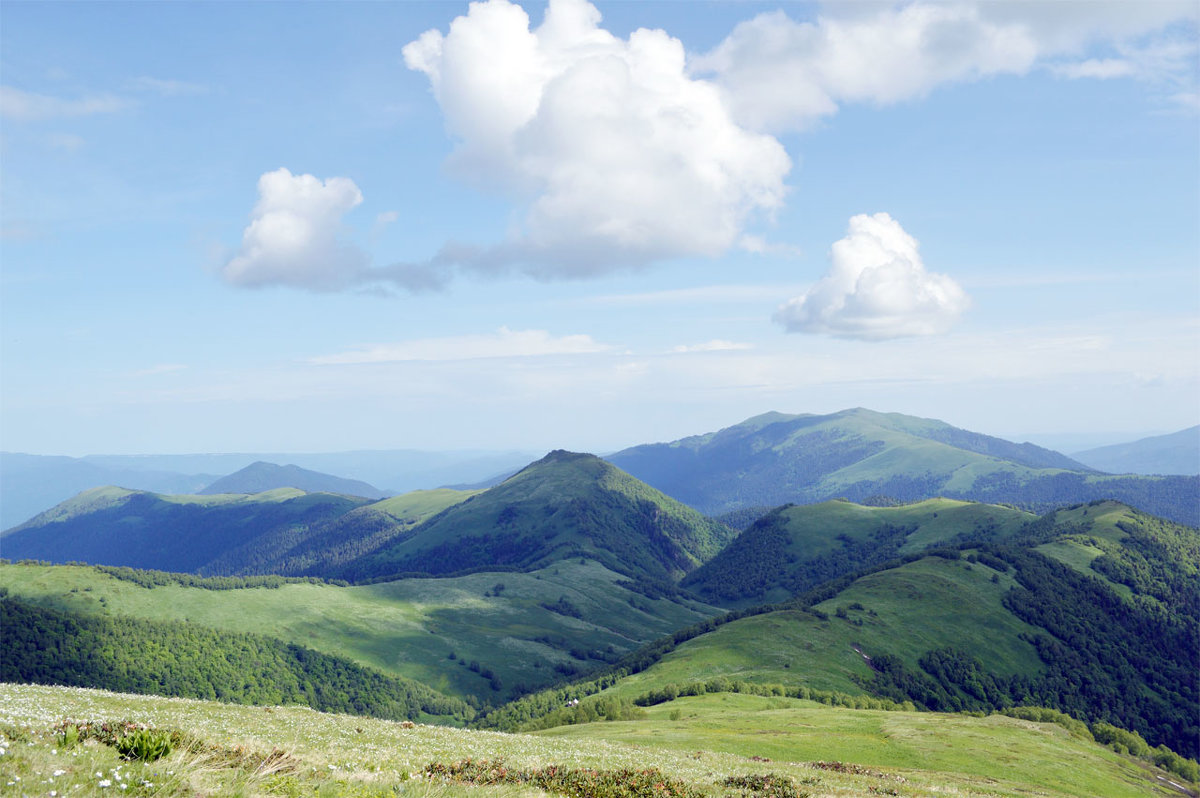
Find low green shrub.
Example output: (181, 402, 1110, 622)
(115, 727, 175, 761)
(425, 757, 708, 798)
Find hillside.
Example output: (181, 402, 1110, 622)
(1, 682, 1190, 798)
(0, 487, 373, 574)
(0, 559, 718, 705)
(682, 498, 1035, 606)
(1, 596, 472, 723)
(1073, 426, 1200, 476)
(518, 501, 1197, 759)
(0, 452, 217, 531)
(330, 450, 737, 584)
(607, 408, 1199, 525)
(199, 461, 387, 498)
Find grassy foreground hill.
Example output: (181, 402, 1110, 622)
(1, 682, 1190, 797)
(607, 408, 1199, 525)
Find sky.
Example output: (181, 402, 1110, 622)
(1, 0, 1198, 457)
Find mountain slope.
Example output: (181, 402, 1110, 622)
(542, 501, 1198, 758)
(332, 450, 737, 583)
(1, 559, 718, 704)
(682, 498, 1035, 606)
(607, 408, 1199, 525)
(199, 461, 387, 498)
(1073, 425, 1200, 475)
(0, 452, 217, 530)
(0, 487, 372, 574)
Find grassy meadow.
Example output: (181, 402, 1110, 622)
(0, 562, 717, 703)
(1, 683, 1186, 798)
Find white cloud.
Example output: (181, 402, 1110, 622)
(693, 2, 1198, 133)
(126, 76, 208, 96)
(0, 86, 130, 121)
(309, 327, 611, 364)
(1053, 58, 1136, 79)
(775, 213, 970, 340)
(46, 133, 85, 152)
(671, 340, 752, 353)
(221, 168, 368, 291)
(403, 0, 791, 277)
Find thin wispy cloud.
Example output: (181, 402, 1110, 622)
(0, 86, 131, 121)
(309, 327, 611, 365)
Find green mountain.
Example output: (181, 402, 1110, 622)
(0, 486, 374, 574)
(682, 498, 1035, 606)
(1073, 425, 1200, 476)
(199, 460, 387, 498)
(518, 500, 1197, 759)
(331, 450, 737, 584)
(607, 408, 1199, 525)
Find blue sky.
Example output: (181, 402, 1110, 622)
(2, 0, 1197, 456)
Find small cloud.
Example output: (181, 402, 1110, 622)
(0, 86, 130, 121)
(129, 364, 187, 378)
(671, 340, 752, 353)
(126, 76, 209, 96)
(46, 133, 85, 152)
(309, 327, 611, 365)
(775, 213, 970, 340)
(221, 168, 368, 291)
(738, 234, 802, 257)
(372, 210, 401, 237)
(1053, 58, 1136, 79)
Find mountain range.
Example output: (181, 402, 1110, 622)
(2, 407, 1197, 783)
(607, 408, 1199, 526)
(1072, 425, 1200, 476)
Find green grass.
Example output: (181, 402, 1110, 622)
(0, 683, 1181, 797)
(604, 555, 1045, 703)
(683, 499, 1034, 606)
(0, 562, 718, 703)
(539, 692, 1178, 798)
(367, 489, 484, 521)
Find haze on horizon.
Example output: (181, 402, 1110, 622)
(2, 0, 1197, 457)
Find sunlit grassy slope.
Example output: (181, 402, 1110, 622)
(0, 561, 718, 703)
(682, 498, 1034, 606)
(606, 554, 1044, 701)
(0, 683, 1183, 798)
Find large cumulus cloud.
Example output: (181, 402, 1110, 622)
(403, 0, 791, 277)
(775, 213, 970, 340)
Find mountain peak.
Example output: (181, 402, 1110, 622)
(200, 462, 385, 499)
